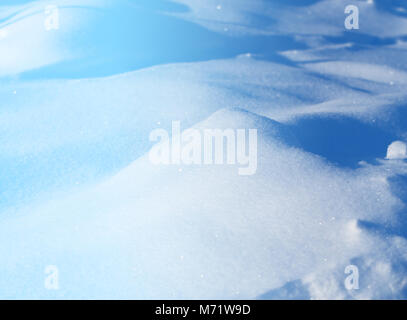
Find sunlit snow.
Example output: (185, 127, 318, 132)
(1, 0, 407, 299)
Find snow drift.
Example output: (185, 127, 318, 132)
(1, 0, 407, 299)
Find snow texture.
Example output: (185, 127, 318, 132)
(1, 0, 407, 299)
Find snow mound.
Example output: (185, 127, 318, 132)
(1, 108, 407, 299)
(387, 141, 407, 160)
(1, 0, 407, 300)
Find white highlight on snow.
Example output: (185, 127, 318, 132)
(0, 0, 108, 76)
(0, 28, 7, 39)
(386, 141, 407, 160)
(303, 61, 407, 85)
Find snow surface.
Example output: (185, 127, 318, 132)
(387, 141, 407, 160)
(1, 0, 407, 299)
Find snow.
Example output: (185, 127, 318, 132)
(387, 141, 407, 160)
(0, 0, 107, 76)
(172, 0, 407, 38)
(1, 0, 407, 299)
(1, 107, 407, 299)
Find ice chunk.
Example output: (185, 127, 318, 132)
(386, 141, 407, 160)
